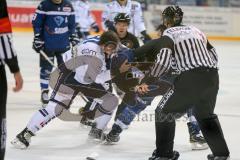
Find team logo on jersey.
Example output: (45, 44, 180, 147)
(63, 7, 72, 12)
(121, 40, 134, 49)
(54, 16, 64, 26)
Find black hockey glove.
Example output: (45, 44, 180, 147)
(69, 34, 80, 47)
(91, 22, 100, 33)
(75, 23, 83, 39)
(140, 30, 151, 44)
(32, 33, 44, 53)
(104, 20, 116, 32)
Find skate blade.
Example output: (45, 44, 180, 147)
(80, 123, 91, 129)
(11, 138, 28, 149)
(103, 141, 117, 145)
(191, 142, 209, 150)
(87, 136, 105, 144)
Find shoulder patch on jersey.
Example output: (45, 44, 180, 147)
(63, 7, 72, 12)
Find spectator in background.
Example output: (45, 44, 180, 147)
(0, 0, 23, 159)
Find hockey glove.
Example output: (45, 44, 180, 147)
(104, 20, 116, 32)
(32, 33, 44, 53)
(140, 30, 151, 44)
(75, 23, 83, 39)
(91, 22, 100, 33)
(69, 34, 80, 47)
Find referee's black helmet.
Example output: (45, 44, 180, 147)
(162, 6, 184, 26)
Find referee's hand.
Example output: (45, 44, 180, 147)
(13, 72, 23, 92)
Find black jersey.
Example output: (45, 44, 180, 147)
(119, 32, 140, 49)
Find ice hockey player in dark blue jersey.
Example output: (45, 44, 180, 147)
(32, 0, 79, 106)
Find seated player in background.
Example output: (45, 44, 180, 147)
(11, 31, 120, 149)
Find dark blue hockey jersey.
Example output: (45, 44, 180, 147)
(32, 0, 75, 52)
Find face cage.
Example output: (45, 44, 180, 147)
(104, 41, 119, 55)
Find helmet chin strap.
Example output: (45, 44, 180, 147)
(51, 0, 62, 4)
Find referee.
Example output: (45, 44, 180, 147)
(0, 0, 23, 159)
(134, 6, 230, 160)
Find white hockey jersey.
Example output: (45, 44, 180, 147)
(62, 37, 111, 85)
(72, 0, 96, 32)
(102, 0, 146, 36)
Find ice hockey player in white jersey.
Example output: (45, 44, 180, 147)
(11, 31, 120, 149)
(72, 0, 100, 40)
(102, 0, 151, 43)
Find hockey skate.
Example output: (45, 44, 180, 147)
(41, 89, 49, 107)
(148, 150, 179, 160)
(80, 116, 96, 128)
(207, 154, 230, 160)
(88, 127, 105, 141)
(105, 130, 120, 144)
(11, 128, 35, 149)
(190, 134, 208, 150)
(79, 107, 96, 128)
(187, 122, 208, 150)
(104, 124, 122, 144)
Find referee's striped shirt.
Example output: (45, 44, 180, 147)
(150, 25, 218, 77)
(0, 33, 19, 73)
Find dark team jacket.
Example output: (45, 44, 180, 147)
(0, 0, 19, 73)
(118, 32, 140, 50)
(32, 0, 75, 52)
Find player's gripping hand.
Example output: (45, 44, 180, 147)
(70, 34, 80, 47)
(32, 33, 44, 53)
(140, 30, 151, 44)
(135, 83, 149, 94)
(105, 20, 116, 32)
(91, 23, 100, 33)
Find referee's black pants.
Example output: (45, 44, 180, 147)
(155, 67, 230, 158)
(0, 66, 7, 160)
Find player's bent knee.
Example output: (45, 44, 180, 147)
(101, 93, 119, 112)
(45, 101, 64, 117)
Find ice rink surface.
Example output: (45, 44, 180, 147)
(4, 32, 240, 160)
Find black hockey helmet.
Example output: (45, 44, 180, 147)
(162, 6, 184, 26)
(114, 13, 131, 24)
